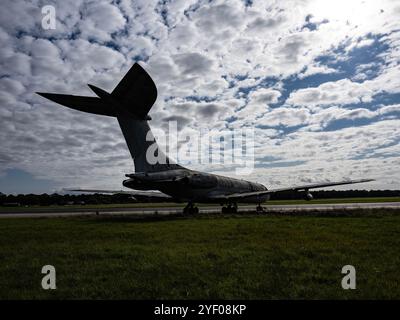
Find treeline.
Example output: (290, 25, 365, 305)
(269, 189, 400, 200)
(0, 190, 399, 206)
(0, 193, 135, 206)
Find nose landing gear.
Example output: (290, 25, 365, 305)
(256, 203, 265, 214)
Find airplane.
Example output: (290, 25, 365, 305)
(37, 63, 373, 214)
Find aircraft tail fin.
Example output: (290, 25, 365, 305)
(117, 117, 182, 173)
(111, 63, 179, 172)
(111, 63, 157, 118)
(37, 63, 157, 119)
(37, 63, 179, 173)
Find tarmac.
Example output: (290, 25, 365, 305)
(1, 202, 399, 218)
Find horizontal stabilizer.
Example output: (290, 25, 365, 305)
(36, 92, 116, 117)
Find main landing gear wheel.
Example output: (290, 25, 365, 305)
(183, 203, 199, 215)
(221, 203, 238, 214)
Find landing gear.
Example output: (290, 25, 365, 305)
(256, 204, 265, 214)
(183, 202, 199, 215)
(221, 203, 238, 214)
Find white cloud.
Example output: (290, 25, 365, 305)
(346, 38, 375, 52)
(173, 52, 215, 75)
(298, 63, 338, 79)
(286, 79, 375, 107)
(249, 88, 281, 104)
(0, 0, 399, 191)
(286, 65, 400, 107)
(257, 107, 310, 127)
(79, 2, 126, 42)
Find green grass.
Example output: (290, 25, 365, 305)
(1, 197, 399, 212)
(0, 212, 399, 299)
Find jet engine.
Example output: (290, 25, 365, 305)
(304, 190, 313, 201)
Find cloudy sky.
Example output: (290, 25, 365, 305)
(0, 0, 399, 194)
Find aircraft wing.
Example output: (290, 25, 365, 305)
(210, 178, 374, 201)
(66, 189, 173, 200)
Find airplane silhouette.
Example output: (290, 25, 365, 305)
(37, 63, 373, 214)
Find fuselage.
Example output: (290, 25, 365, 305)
(122, 169, 269, 204)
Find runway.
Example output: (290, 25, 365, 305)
(1, 202, 400, 218)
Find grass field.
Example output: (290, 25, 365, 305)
(0, 211, 399, 299)
(1, 196, 399, 212)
